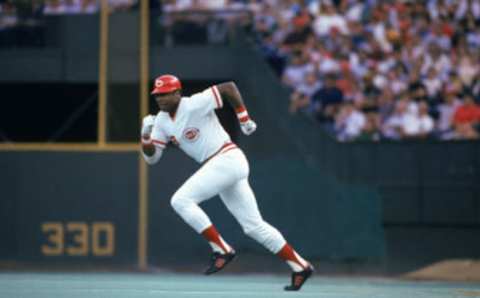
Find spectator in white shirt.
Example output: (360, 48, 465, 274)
(382, 98, 409, 140)
(436, 92, 462, 137)
(282, 54, 314, 90)
(388, 68, 408, 96)
(64, 0, 82, 14)
(457, 53, 479, 87)
(422, 68, 443, 100)
(43, 0, 66, 15)
(289, 72, 321, 114)
(455, 0, 480, 20)
(410, 101, 434, 138)
(335, 101, 366, 142)
(312, 3, 349, 37)
(382, 97, 430, 140)
(467, 27, 480, 49)
(345, 1, 364, 22)
(421, 45, 451, 81)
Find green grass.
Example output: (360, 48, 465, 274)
(1, 272, 479, 298)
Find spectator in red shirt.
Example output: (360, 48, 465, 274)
(453, 94, 480, 125)
(452, 94, 480, 140)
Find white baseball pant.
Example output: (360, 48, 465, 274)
(170, 148, 287, 254)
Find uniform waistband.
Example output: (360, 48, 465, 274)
(203, 142, 238, 164)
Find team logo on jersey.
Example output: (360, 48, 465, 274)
(183, 127, 200, 142)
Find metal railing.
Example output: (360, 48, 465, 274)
(150, 9, 253, 46)
(0, 9, 253, 48)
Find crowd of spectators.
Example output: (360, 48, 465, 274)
(2, 0, 480, 142)
(0, 0, 141, 47)
(0, 0, 138, 16)
(252, 0, 480, 141)
(159, 0, 253, 45)
(0, 0, 252, 47)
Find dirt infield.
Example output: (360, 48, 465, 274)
(404, 259, 480, 282)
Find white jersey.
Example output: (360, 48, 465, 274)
(150, 85, 234, 163)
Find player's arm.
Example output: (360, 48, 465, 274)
(141, 115, 165, 165)
(216, 81, 257, 135)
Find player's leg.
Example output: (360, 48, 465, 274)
(171, 158, 236, 253)
(219, 178, 313, 290)
(170, 154, 239, 273)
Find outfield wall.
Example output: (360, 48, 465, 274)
(0, 151, 139, 263)
(0, 147, 384, 265)
(1, 13, 479, 270)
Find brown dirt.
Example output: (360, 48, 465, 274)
(404, 259, 480, 282)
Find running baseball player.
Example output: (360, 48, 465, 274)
(141, 74, 313, 291)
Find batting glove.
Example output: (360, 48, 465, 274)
(141, 115, 156, 143)
(236, 106, 257, 136)
(240, 119, 257, 135)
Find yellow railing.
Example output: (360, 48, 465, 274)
(0, 0, 151, 271)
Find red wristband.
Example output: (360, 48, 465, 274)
(236, 106, 250, 123)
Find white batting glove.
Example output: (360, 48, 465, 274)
(141, 115, 156, 143)
(240, 119, 257, 135)
(235, 106, 256, 136)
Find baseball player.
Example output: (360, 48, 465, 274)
(141, 74, 313, 291)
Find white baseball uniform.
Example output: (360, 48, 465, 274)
(146, 86, 287, 254)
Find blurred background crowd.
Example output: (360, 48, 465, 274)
(252, 0, 480, 141)
(1, 0, 480, 142)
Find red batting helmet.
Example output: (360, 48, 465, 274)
(151, 74, 182, 95)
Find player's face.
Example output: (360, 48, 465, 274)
(154, 90, 181, 112)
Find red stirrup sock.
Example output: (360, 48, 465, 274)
(277, 244, 309, 272)
(201, 225, 233, 254)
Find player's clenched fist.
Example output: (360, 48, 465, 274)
(141, 115, 156, 141)
(240, 119, 257, 135)
(236, 106, 257, 136)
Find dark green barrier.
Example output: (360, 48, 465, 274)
(0, 152, 138, 263)
(340, 141, 480, 225)
(250, 156, 384, 258)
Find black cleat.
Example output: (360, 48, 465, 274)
(284, 264, 314, 291)
(204, 250, 236, 275)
